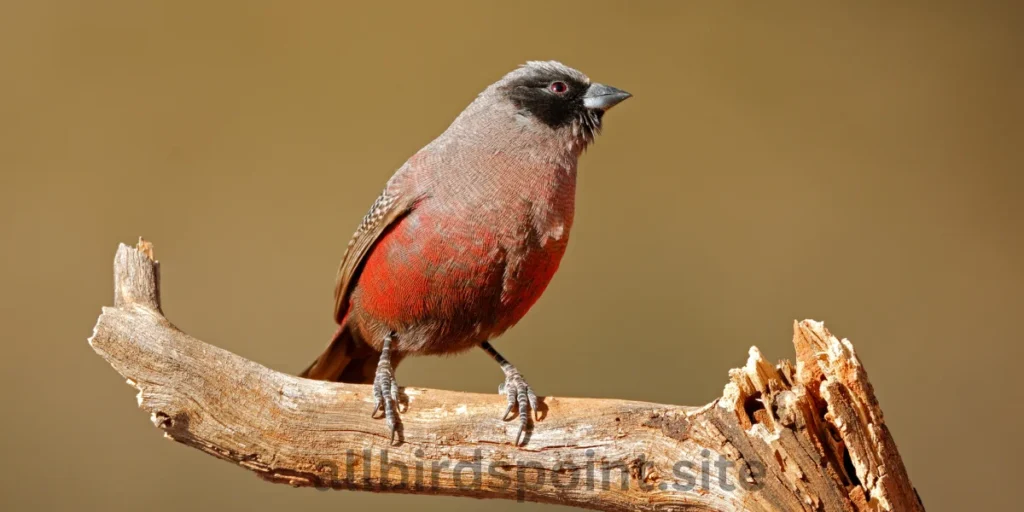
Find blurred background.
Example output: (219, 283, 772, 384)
(2, 1, 1021, 510)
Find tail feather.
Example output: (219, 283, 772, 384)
(300, 324, 378, 384)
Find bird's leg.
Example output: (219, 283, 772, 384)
(372, 332, 401, 445)
(481, 341, 538, 446)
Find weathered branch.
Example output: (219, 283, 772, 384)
(88, 239, 924, 511)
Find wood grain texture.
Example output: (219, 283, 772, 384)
(88, 239, 924, 511)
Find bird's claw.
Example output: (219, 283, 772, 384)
(372, 359, 401, 445)
(498, 368, 538, 446)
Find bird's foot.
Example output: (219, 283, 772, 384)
(498, 366, 539, 446)
(371, 352, 401, 445)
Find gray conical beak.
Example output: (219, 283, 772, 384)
(582, 83, 632, 111)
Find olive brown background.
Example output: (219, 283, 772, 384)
(2, 1, 1021, 511)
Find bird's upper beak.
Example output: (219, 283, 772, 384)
(582, 83, 631, 111)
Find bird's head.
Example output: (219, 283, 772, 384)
(495, 61, 631, 150)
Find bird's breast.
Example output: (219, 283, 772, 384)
(352, 162, 577, 352)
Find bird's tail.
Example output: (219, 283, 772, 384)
(299, 323, 380, 384)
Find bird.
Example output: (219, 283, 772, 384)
(300, 61, 630, 445)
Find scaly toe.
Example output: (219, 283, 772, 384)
(373, 365, 402, 445)
(499, 369, 538, 446)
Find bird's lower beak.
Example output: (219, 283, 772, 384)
(582, 83, 631, 111)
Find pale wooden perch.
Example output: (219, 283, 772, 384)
(88, 239, 923, 512)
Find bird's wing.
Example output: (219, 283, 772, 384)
(333, 180, 418, 323)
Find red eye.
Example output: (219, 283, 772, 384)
(549, 81, 568, 94)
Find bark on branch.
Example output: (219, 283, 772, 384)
(88, 239, 924, 511)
